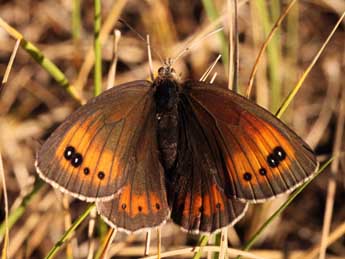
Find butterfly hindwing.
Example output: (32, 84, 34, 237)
(36, 80, 156, 201)
(167, 96, 248, 233)
(96, 101, 170, 232)
(182, 81, 318, 202)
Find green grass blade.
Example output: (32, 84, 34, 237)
(0, 179, 44, 242)
(45, 203, 96, 259)
(201, 0, 229, 75)
(93, 0, 102, 96)
(192, 234, 209, 259)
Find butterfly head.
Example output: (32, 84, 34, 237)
(157, 58, 177, 80)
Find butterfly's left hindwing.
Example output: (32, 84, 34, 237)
(96, 101, 170, 232)
(182, 81, 318, 203)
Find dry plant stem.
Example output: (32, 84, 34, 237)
(210, 72, 217, 83)
(45, 203, 96, 259)
(87, 208, 97, 259)
(1, 39, 20, 86)
(145, 230, 152, 256)
(93, 0, 102, 96)
(235, 158, 334, 259)
(0, 153, 8, 259)
(200, 54, 222, 82)
(219, 228, 228, 259)
(276, 10, 345, 118)
(147, 35, 154, 82)
(75, 0, 128, 90)
(245, 0, 297, 98)
(227, 0, 234, 90)
(306, 58, 341, 148)
(143, 245, 266, 259)
(227, 0, 239, 91)
(107, 30, 121, 90)
(62, 195, 73, 259)
(156, 227, 161, 259)
(0, 17, 82, 102)
(99, 227, 117, 259)
(318, 88, 345, 259)
(304, 220, 345, 258)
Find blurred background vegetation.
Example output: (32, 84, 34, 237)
(0, 0, 344, 258)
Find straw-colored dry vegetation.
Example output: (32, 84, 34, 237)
(0, 0, 344, 258)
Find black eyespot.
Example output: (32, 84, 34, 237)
(259, 168, 267, 176)
(138, 206, 142, 212)
(267, 154, 279, 168)
(274, 146, 286, 161)
(243, 172, 252, 181)
(155, 203, 160, 210)
(83, 167, 90, 175)
(71, 153, 83, 167)
(121, 203, 126, 209)
(98, 171, 105, 180)
(64, 146, 75, 160)
(216, 203, 221, 209)
(199, 206, 204, 213)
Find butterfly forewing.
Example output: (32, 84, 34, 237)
(182, 80, 318, 203)
(167, 95, 248, 233)
(96, 101, 170, 232)
(36, 80, 155, 201)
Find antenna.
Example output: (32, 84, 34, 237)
(171, 27, 224, 66)
(118, 19, 163, 66)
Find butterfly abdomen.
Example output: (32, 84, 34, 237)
(154, 78, 179, 170)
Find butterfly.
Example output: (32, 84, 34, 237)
(36, 61, 318, 233)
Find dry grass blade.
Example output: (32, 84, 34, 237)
(0, 17, 82, 102)
(107, 30, 121, 89)
(0, 38, 21, 259)
(200, 54, 222, 81)
(99, 227, 117, 259)
(0, 152, 9, 259)
(275, 10, 345, 118)
(245, 0, 297, 98)
(304, 220, 345, 258)
(318, 87, 345, 259)
(1, 39, 20, 87)
(87, 207, 97, 259)
(141, 245, 267, 259)
(145, 230, 152, 256)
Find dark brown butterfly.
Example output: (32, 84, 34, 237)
(36, 62, 318, 233)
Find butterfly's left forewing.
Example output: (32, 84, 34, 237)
(36, 81, 157, 201)
(182, 81, 318, 203)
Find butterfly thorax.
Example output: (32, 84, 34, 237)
(154, 66, 179, 171)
